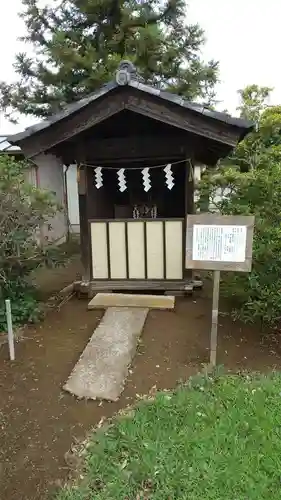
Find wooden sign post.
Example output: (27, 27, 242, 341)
(186, 214, 255, 366)
(210, 270, 220, 366)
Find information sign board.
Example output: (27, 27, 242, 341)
(186, 214, 254, 272)
(185, 214, 255, 366)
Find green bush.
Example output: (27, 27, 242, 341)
(198, 164, 281, 329)
(0, 278, 42, 329)
(0, 155, 61, 331)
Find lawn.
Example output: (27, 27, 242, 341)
(57, 371, 281, 500)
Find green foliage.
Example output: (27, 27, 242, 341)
(199, 164, 281, 328)
(0, 0, 219, 120)
(225, 85, 277, 172)
(0, 278, 42, 329)
(56, 372, 281, 499)
(196, 86, 281, 329)
(237, 84, 272, 122)
(232, 104, 281, 172)
(0, 155, 60, 331)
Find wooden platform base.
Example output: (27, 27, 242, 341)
(75, 279, 203, 298)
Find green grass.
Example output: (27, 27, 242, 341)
(57, 372, 281, 499)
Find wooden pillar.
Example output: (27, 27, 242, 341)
(78, 165, 115, 282)
(185, 159, 195, 215)
(184, 159, 194, 282)
(77, 165, 91, 281)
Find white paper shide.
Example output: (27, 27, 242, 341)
(192, 224, 247, 263)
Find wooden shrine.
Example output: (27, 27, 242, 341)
(9, 60, 254, 296)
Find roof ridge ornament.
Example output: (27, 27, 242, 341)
(115, 60, 143, 86)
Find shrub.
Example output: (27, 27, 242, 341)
(0, 155, 61, 331)
(198, 164, 281, 329)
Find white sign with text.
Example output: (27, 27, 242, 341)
(192, 224, 247, 263)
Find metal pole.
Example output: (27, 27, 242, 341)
(5, 299, 15, 361)
(210, 270, 220, 366)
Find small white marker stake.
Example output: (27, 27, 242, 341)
(5, 299, 15, 361)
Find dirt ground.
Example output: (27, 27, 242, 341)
(32, 254, 82, 298)
(1, 274, 281, 499)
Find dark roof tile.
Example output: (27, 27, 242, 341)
(9, 75, 254, 145)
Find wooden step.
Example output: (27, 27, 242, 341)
(88, 292, 175, 310)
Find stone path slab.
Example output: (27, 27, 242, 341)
(88, 292, 175, 310)
(63, 306, 148, 402)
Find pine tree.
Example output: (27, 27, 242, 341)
(0, 0, 219, 121)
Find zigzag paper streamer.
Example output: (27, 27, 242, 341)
(164, 163, 174, 190)
(142, 167, 151, 192)
(117, 168, 127, 192)
(94, 167, 103, 189)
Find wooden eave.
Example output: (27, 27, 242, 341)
(10, 86, 249, 161)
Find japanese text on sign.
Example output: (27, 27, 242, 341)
(192, 224, 247, 263)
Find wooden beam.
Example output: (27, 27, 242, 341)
(77, 166, 90, 281)
(21, 90, 126, 158)
(185, 159, 195, 215)
(88, 279, 194, 297)
(57, 133, 230, 166)
(77, 135, 186, 162)
(184, 159, 194, 281)
(57, 145, 229, 168)
(126, 92, 239, 147)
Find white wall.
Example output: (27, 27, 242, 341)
(65, 164, 80, 233)
(24, 157, 81, 241)
(33, 153, 68, 243)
